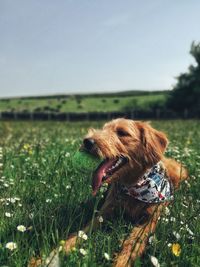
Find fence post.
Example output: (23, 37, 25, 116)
(14, 112, 18, 120)
(48, 112, 51, 120)
(30, 112, 33, 120)
(131, 110, 134, 119)
(86, 113, 89, 121)
(156, 109, 160, 119)
(66, 113, 69, 121)
(184, 109, 188, 119)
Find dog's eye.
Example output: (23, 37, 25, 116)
(116, 129, 130, 137)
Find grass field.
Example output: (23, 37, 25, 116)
(0, 120, 199, 267)
(0, 92, 167, 113)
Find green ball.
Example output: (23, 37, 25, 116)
(72, 151, 101, 171)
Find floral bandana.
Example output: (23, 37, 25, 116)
(121, 162, 174, 203)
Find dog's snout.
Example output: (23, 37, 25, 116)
(83, 138, 95, 150)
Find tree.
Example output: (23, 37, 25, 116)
(167, 41, 200, 116)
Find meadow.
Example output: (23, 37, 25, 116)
(0, 120, 199, 267)
(0, 92, 167, 113)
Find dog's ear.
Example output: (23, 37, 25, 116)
(136, 122, 168, 166)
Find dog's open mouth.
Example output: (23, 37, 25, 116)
(92, 156, 128, 195)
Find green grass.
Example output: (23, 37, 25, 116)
(0, 120, 199, 266)
(0, 93, 167, 113)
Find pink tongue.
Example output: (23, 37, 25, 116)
(92, 159, 115, 196)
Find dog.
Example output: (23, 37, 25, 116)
(64, 118, 188, 267)
(29, 118, 188, 267)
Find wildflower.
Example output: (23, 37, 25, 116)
(23, 144, 33, 155)
(186, 225, 194, 236)
(100, 183, 108, 193)
(5, 242, 17, 251)
(162, 218, 169, 222)
(78, 230, 88, 240)
(164, 206, 170, 216)
(29, 213, 34, 219)
(184, 180, 191, 188)
(170, 217, 176, 222)
(66, 185, 71, 189)
(148, 235, 156, 245)
(150, 255, 160, 267)
(79, 248, 87, 256)
(104, 252, 110, 260)
(17, 225, 26, 232)
(173, 231, 180, 240)
(59, 240, 65, 246)
(58, 245, 63, 252)
(65, 152, 70, 157)
(98, 216, 104, 223)
(7, 198, 16, 204)
(40, 180, 46, 185)
(172, 243, 181, 256)
(23, 144, 30, 150)
(5, 212, 13, 217)
(167, 243, 172, 247)
(181, 203, 188, 208)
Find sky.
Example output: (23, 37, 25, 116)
(0, 0, 200, 97)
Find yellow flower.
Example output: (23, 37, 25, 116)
(172, 243, 181, 256)
(23, 144, 33, 155)
(59, 240, 65, 246)
(23, 144, 30, 150)
(28, 149, 33, 155)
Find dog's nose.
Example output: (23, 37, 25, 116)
(83, 138, 95, 150)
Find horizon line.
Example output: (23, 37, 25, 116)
(0, 88, 170, 99)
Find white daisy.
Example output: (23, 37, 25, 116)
(17, 225, 26, 232)
(98, 216, 104, 223)
(5, 212, 13, 217)
(173, 231, 181, 240)
(5, 242, 17, 251)
(104, 252, 110, 260)
(78, 230, 88, 240)
(79, 248, 87, 256)
(150, 255, 160, 267)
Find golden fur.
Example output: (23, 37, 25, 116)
(64, 119, 188, 267)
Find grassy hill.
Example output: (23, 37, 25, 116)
(0, 90, 168, 113)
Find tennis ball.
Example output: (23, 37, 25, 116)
(72, 151, 101, 171)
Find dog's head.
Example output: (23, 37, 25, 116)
(82, 118, 168, 195)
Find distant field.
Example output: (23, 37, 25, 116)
(0, 92, 167, 113)
(0, 120, 199, 266)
